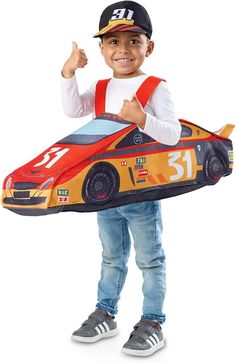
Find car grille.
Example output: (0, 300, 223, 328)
(13, 182, 40, 190)
(3, 197, 47, 205)
(13, 191, 30, 199)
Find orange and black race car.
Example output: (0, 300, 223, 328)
(1, 113, 234, 216)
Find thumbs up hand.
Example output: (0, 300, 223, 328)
(118, 95, 147, 129)
(62, 41, 88, 78)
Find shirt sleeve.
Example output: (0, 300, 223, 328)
(61, 75, 95, 118)
(141, 81, 182, 145)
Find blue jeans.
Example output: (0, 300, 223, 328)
(96, 200, 166, 324)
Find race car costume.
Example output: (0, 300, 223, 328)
(2, 76, 234, 215)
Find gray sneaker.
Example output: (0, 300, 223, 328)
(71, 308, 119, 343)
(122, 320, 165, 356)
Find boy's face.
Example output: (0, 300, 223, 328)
(99, 32, 154, 78)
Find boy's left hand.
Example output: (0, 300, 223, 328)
(118, 95, 146, 129)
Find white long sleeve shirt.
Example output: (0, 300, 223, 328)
(61, 74, 181, 145)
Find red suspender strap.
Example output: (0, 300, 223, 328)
(95, 79, 111, 116)
(136, 76, 166, 108)
(95, 76, 165, 116)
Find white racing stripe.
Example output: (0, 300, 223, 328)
(103, 321, 110, 332)
(149, 336, 157, 345)
(146, 338, 154, 347)
(95, 326, 101, 335)
(153, 333, 160, 343)
(95, 322, 110, 335)
(98, 323, 106, 333)
(146, 333, 161, 347)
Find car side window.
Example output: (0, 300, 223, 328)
(115, 128, 156, 149)
(181, 125, 192, 137)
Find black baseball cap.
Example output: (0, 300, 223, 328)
(93, 1, 152, 39)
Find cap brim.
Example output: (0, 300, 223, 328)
(93, 24, 147, 38)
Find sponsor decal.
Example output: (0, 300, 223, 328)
(133, 134, 143, 145)
(136, 157, 146, 164)
(134, 164, 144, 170)
(58, 196, 69, 203)
(57, 189, 69, 196)
(138, 169, 148, 176)
(121, 161, 127, 166)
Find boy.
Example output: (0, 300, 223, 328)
(61, 1, 181, 357)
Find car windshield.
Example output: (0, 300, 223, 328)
(58, 115, 131, 145)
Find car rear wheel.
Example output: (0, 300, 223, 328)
(82, 162, 120, 203)
(204, 149, 227, 184)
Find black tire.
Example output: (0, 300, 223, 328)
(82, 162, 120, 203)
(204, 149, 227, 184)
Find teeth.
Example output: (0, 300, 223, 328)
(116, 59, 132, 63)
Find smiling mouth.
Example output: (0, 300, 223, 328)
(115, 58, 134, 63)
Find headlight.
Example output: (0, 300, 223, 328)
(39, 177, 54, 190)
(6, 177, 13, 190)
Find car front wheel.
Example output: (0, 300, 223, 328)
(82, 162, 120, 203)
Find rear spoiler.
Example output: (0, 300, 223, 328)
(214, 124, 235, 138)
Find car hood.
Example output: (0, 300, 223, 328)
(7, 124, 135, 185)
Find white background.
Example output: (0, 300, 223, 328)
(0, 0, 235, 362)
